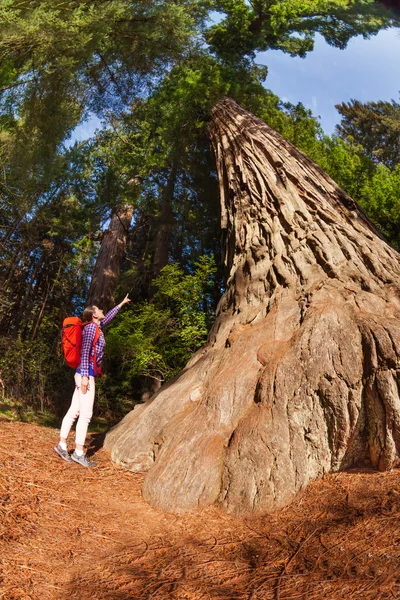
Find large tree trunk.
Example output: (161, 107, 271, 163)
(104, 99, 400, 516)
(86, 204, 134, 311)
(151, 164, 177, 285)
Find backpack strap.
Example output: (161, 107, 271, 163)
(92, 324, 101, 377)
(82, 322, 101, 376)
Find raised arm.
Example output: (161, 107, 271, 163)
(100, 305, 120, 329)
(101, 294, 131, 329)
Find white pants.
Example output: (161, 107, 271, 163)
(60, 373, 95, 446)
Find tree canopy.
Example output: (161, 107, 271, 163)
(206, 0, 397, 59)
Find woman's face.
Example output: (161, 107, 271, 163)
(93, 306, 105, 321)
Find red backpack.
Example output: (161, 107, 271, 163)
(61, 317, 101, 373)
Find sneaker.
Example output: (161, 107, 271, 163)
(71, 451, 97, 468)
(53, 444, 72, 462)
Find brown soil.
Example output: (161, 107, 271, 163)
(0, 419, 399, 600)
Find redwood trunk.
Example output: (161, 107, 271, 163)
(86, 204, 134, 311)
(104, 99, 400, 515)
(152, 164, 177, 282)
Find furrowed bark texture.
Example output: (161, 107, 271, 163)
(86, 204, 134, 312)
(105, 99, 400, 515)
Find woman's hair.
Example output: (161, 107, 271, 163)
(82, 305, 96, 323)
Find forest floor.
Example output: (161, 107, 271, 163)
(0, 419, 399, 600)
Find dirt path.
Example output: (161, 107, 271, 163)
(0, 419, 399, 600)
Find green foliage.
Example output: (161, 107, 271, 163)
(101, 256, 216, 403)
(0, 395, 58, 427)
(0, 139, 108, 339)
(358, 164, 400, 249)
(0, 332, 71, 416)
(0, 0, 206, 105)
(302, 134, 375, 198)
(335, 97, 400, 169)
(207, 0, 398, 60)
(0, 0, 209, 200)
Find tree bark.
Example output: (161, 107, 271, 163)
(86, 204, 134, 311)
(31, 259, 63, 340)
(150, 164, 177, 294)
(13, 253, 44, 332)
(0, 246, 22, 292)
(104, 99, 400, 516)
(0, 216, 23, 253)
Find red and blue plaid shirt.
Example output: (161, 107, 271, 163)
(77, 305, 120, 378)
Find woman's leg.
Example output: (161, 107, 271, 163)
(74, 375, 95, 450)
(59, 373, 81, 442)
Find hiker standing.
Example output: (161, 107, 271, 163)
(54, 294, 131, 467)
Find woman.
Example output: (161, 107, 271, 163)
(53, 294, 131, 467)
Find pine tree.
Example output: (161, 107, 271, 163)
(336, 98, 400, 169)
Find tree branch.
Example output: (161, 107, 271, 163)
(0, 78, 35, 95)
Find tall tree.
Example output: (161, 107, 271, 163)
(0, 0, 209, 218)
(335, 98, 400, 169)
(105, 99, 400, 515)
(151, 163, 178, 283)
(0, 140, 104, 333)
(0, 0, 207, 117)
(86, 204, 135, 311)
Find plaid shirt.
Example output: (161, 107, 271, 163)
(78, 305, 120, 377)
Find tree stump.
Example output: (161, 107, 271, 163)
(104, 99, 400, 515)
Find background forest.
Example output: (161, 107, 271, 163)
(0, 0, 399, 425)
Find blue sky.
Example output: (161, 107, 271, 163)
(68, 114, 102, 145)
(258, 27, 400, 134)
(69, 26, 400, 143)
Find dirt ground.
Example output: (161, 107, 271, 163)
(0, 419, 399, 600)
